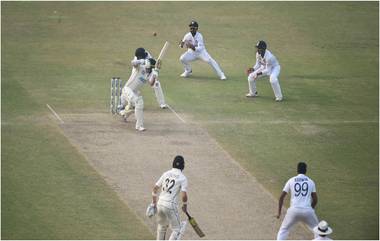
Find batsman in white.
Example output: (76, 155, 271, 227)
(151, 155, 188, 240)
(246, 40, 283, 101)
(119, 47, 159, 131)
(125, 48, 167, 109)
(276, 162, 319, 240)
(179, 20, 227, 80)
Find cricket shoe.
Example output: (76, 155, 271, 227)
(275, 97, 283, 102)
(160, 104, 168, 109)
(180, 71, 192, 78)
(246, 92, 258, 98)
(220, 74, 227, 80)
(136, 126, 146, 132)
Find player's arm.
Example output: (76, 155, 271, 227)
(148, 69, 158, 86)
(131, 58, 145, 67)
(311, 192, 318, 209)
(181, 191, 188, 213)
(179, 33, 189, 48)
(181, 177, 189, 213)
(153, 174, 165, 206)
(276, 191, 287, 219)
(152, 185, 160, 205)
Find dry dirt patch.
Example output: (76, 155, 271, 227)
(60, 110, 310, 240)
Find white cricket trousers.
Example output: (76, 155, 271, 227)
(156, 204, 182, 240)
(180, 49, 225, 78)
(121, 87, 144, 129)
(248, 65, 283, 99)
(152, 80, 166, 107)
(277, 207, 319, 240)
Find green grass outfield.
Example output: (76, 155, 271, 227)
(2, 2, 378, 240)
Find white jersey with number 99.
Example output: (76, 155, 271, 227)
(283, 174, 316, 209)
(156, 168, 188, 209)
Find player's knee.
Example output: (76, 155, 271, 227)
(135, 97, 144, 110)
(153, 80, 161, 88)
(179, 55, 187, 64)
(270, 76, 278, 84)
(248, 74, 256, 82)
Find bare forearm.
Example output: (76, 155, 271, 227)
(311, 193, 318, 209)
(152, 186, 159, 204)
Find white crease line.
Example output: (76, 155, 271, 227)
(46, 104, 64, 124)
(167, 104, 186, 124)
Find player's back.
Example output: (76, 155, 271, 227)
(284, 174, 316, 209)
(156, 168, 187, 209)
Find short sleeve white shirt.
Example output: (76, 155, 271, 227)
(283, 174, 316, 209)
(156, 168, 188, 208)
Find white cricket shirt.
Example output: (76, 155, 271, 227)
(283, 174, 316, 209)
(125, 60, 158, 93)
(182, 32, 206, 52)
(156, 168, 188, 208)
(253, 49, 280, 75)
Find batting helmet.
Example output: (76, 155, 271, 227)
(255, 40, 267, 50)
(135, 47, 147, 59)
(189, 20, 199, 28)
(172, 155, 185, 170)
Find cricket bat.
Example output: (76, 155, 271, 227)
(185, 211, 205, 238)
(156, 41, 170, 69)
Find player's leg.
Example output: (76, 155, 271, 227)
(156, 205, 170, 240)
(118, 90, 128, 113)
(134, 95, 145, 131)
(120, 88, 134, 120)
(277, 208, 299, 240)
(302, 209, 319, 239)
(269, 65, 283, 101)
(246, 71, 261, 97)
(179, 50, 197, 77)
(199, 50, 226, 80)
(152, 80, 167, 109)
(168, 207, 182, 240)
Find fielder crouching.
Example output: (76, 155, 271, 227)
(151, 156, 188, 240)
(119, 47, 159, 131)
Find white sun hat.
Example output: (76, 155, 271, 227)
(313, 220, 333, 235)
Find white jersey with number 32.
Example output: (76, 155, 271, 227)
(283, 174, 316, 209)
(156, 168, 188, 209)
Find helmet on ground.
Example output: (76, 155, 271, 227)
(172, 155, 185, 170)
(135, 47, 147, 59)
(255, 40, 267, 50)
(189, 20, 199, 28)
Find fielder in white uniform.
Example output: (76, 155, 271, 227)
(276, 162, 319, 240)
(246, 40, 283, 101)
(179, 20, 227, 80)
(119, 48, 159, 131)
(152, 156, 188, 240)
(313, 220, 333, 240)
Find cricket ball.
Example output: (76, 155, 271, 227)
(153, 32, 157, 37)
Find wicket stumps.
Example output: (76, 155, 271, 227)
(110, 77, 122, 114)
